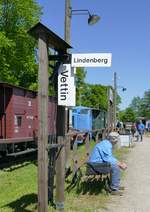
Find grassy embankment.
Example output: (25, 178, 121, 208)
(0, 141, 129, 212)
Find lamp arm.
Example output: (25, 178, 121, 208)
(71, 9, 90, 16)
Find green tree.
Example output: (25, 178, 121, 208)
(76, 67, 87, 105)
(129, 96, 142, 117)
(140, 90, 150, 118)
(0, 0, 41, 88)
(80, 84, 108, 110)
(119, 107, 136, 122)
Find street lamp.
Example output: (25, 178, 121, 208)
(71, 9, 100, 25)
(113, 72, 127, 128)
(64, 0, 100, 130)
(62, 2, 100, 208)
(65, 0, 100, 44)
(119, 86, 127, 92)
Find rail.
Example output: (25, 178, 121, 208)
(0, 137, 34, 144)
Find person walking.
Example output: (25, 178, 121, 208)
(88, 131, 127, 195)
(131, 122, 137, 138)
(137, 120, 145, 141)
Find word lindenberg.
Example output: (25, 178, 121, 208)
(73, 57, 108, 64)
(71, 53, 112, 67)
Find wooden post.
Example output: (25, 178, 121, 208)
(55, 78, 66, 211)
(65, 134, 71, 170)
(85, 132, 90, 159)
(72, 135, 78, 176)
(55, 136, 65, 211)
(28, 22, 72, 212)
(38, 32, 49, 212)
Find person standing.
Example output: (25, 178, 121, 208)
(88, 131, 127, 195)
(137, 120, 145, 141)
(131, 122, 137, 138)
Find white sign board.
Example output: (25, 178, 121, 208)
(58, 63, 76, 106)
(120, 135, 131, 147)
(71, 53, 112, 67)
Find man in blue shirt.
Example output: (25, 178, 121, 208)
(137, 120, 145, 141)
(88, 131, 127, 195)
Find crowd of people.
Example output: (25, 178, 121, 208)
(131, 120, 145, 142)
(116, 120, 146, 142)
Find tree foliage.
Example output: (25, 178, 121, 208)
(79, 83, 108, 110)
(139, 90, 150, 118)
(0, 0, 41, 88)
(119, 107, 136, 122)
(129, 96, 142, 117)
(74, 67, 108, 110)
(129, 90, 150, 119)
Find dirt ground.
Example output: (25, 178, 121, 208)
(101, 135, 150, 212)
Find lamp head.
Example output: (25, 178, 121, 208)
(88, 14, 100, 25)
(122, 87, 127, 92)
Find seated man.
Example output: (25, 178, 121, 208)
(88, 131, 127, 195)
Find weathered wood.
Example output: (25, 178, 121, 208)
(84, 133, 90, 158)
(65, 135, 71, 169)
(72, 135, 78, 176)
(55, 136, 65, 210)
(38, 32, 49, 212)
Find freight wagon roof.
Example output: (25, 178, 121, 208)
(0, 81, 56, 101)
(72, 105, 106, 112)
(0, 81, 37, 93)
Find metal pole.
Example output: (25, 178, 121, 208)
(107, 88, 110, 128)
(113, 72, 117, 128)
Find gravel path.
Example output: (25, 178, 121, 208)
(101, 136, 150, 212)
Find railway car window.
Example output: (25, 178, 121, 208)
(17, 116, 22, 126)
(80, 109, 88, 114)
(14, 115, 22, 127)
(28, 100, 32, 107)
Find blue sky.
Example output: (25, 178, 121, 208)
(36, 0, 150, 110)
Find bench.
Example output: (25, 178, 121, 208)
(85, 162, 111, 192)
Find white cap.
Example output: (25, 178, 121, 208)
(108, 132, 119, 138)
(108, 132, 119, 142)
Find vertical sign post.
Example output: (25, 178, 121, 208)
(38, 33, 49, 211)
(28, 22, 72, 212)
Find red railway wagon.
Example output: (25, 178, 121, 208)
(0, 82, 57, 155)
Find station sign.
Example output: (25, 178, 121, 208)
(71, 53, 112, 67)
(58, 63, 76, 106)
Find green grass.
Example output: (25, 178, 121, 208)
(0, 143, 129, 212)
(0, 161, 38, 212)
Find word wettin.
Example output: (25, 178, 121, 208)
(59, 65, 69, 100)
(58, 63, 75, 106)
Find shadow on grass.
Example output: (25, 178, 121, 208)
(76, 178, 109, 195)
(66, 173, 109, 195)
(78, 177, 109, 195)
(2, 193, 37, 212)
